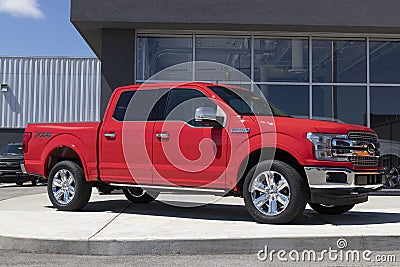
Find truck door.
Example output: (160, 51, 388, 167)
(99, 89, 166, 185)
(152, 87, 229, 188)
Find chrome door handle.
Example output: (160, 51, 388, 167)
(156, 133, 170, 139)
(104, 133, 117, 139)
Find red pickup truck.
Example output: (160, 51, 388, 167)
(23, 82, 383, 224)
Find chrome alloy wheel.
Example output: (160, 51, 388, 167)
(52, 169, 76, 205)
(250, 171, 291, 216)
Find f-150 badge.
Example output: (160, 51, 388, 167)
(34, 132, 51, 138)
(231, 128, 250, 133)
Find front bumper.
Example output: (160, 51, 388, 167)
(305, 167, 383, 206)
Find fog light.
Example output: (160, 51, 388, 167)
(326, 172, 347, 183)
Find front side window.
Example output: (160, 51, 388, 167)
(165, 88, 219, 126)
(208, 86, 289, 117)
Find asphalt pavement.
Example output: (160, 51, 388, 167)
(0, 182, 46, 201)
(0, 183, 400, 267)
(0, 183, 400, 258)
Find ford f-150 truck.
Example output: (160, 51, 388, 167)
(23, 82, 383, 224)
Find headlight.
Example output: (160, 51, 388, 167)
(306, 132, 348, 161)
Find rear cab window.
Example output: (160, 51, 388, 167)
(113, 89, 169, 121)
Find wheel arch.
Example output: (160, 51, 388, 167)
(41, 134, 89, 179)
(235, 147, 309, 195)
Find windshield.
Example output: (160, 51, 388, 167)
(0, 144, 23, 155)
(208, 86, 290, 117)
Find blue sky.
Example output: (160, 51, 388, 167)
(0, 0, 95, 57)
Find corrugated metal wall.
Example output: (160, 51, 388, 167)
(0, 57, 101, 128)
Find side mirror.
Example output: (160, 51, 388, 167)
(195, 107, 221, 127)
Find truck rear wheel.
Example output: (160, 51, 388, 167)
(309, 203, 354, 215)
(243, 160, 308, 224)
(47, 161, 92, 211)
(123, 188, 159, 203)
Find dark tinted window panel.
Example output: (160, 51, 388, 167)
(195, 36, 251, 81)
(254, 38, 309, 82)
(370, 41, 400, 84)
(136, 36, 193, 81)
(312, 40, 366, 83)
(258, 85, 309, 118)
(313, 86, 367, 126)
(113, 89, 168, 121)
(371, 87, 400, 142)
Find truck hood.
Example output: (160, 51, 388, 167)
(252, 116, 375, 135)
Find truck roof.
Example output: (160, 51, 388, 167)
(115, 82, 232, 93)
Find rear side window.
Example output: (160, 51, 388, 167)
(113, 89, 168, 121)
(113, 91, 135, 121)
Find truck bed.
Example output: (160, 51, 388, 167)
(24, 122, 101, 181)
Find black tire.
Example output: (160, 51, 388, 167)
(123, 188, 159, 203)
(309, 203, 355, 215)
(47, 161, 92, 211)
(31, 179, 37, 186)
(243, 160, 309, 224)
(16, 181, 24, 186)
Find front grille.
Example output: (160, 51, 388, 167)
(0, 160, 21, 172)
(346, 132, 380, 167)
(348, 132, 378, 144)
(349, 156, 379, 167)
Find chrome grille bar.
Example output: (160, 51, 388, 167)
(348, 132, 378, 143)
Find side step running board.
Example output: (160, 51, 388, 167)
(109, 183, 227, 195)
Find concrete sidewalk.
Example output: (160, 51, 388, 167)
(0, 192, 399, 255)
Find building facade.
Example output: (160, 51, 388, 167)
(71, 0, 400, 168)
(0, 57, 101, 148)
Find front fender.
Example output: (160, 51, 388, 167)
(228, 132, 310, 189)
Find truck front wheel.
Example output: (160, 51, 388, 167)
(309, 203, 354, 215)
(243, 160, 308, 224)
(47, 161, 92, 211)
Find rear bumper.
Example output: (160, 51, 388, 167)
(305, 167, 383, 206)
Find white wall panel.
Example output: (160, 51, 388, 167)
(0, 57, 101, 128)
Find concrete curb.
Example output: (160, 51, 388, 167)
(370, 189, 400, 196)
(0, 235, 399, 255)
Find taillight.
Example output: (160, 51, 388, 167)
(23, 132, 32, 153)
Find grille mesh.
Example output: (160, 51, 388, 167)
(349, 156, 379, 167)
(348, 132, 378, 143)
